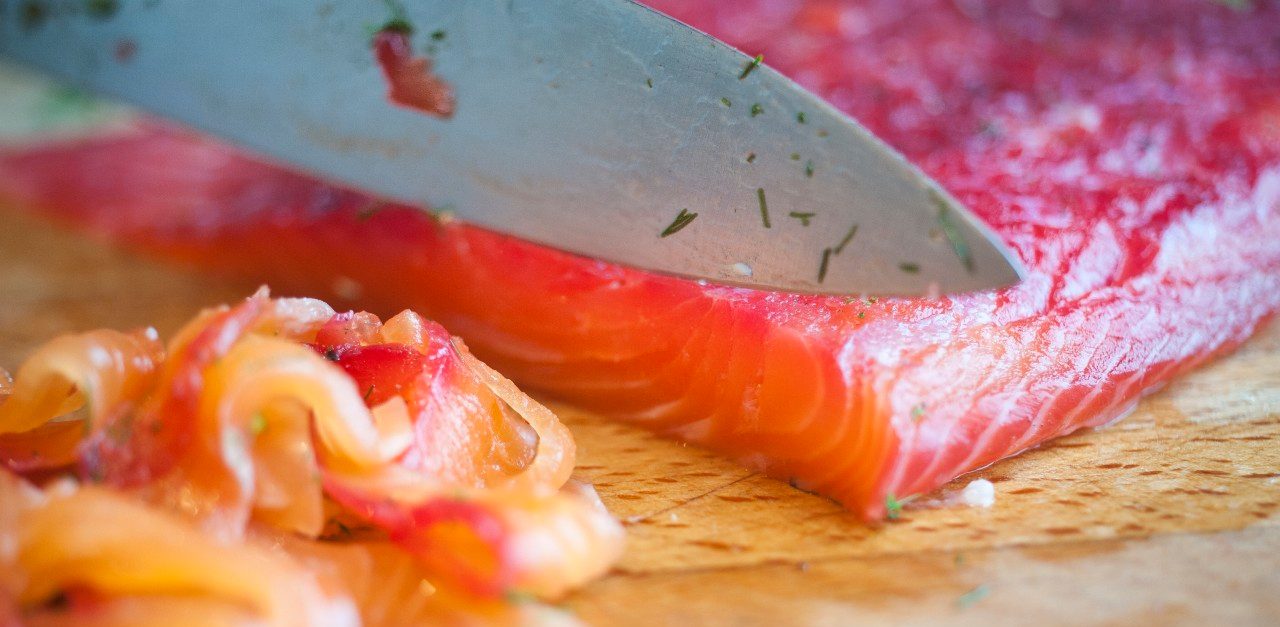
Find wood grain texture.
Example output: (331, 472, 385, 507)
(1, 208, 1277, 626)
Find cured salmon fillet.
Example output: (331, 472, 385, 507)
(2, 0, 1279, 520)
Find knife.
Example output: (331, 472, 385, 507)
(0, 0, 1024, 296)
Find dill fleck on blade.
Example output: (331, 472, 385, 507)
(857, 311, 866, 319)
(899, 262, 921, 274)
(751, 103, 764, 117)
(790, 152, 800, 161)
(429, 29, 447, 41)
(660, 208, 698, 238)
(646, 77, 653, 89)
(746, 152, 757, 163)
(86, 0, 119, 20)
(817, 129, 829, 138)
(885, 493, 903, 520)
(720, 97, 732, 107)
(818, 248, 833, 283)
(956, 584, 990, 609)
(380, 17, 414, 34)
(756, 188, 771, 228)
(834, 223, 859, 255)
(356, 201, 387, 222)
(910, 403, 926, 422)
(797, 111, 807, 124)
(788, 211, 815, 226)
(930, 189, 975, 272)
(738, 53, 764, 80)
(805, 159, 815, 178)
(1211, 0, 1252, 10)
(249, 413, 268, 436)
(504, 590, 537, 605)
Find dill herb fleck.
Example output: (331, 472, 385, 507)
(85, 0, 119, 19)
(834, 223, 859, 255)
(429, 29, 447, 41)
(857, 311, 866, 319)
(356, 201, 387, 222)
(659, 208, 698, 238)
(720, 97, 732, 107)
(335, 521, 353, 537)
(646, 77, 653, 89)
(910, 403, 926, 422)
(797, 111, 807, 124)
(738, 53, 763, 80)
(817, 129, 829, 138)
(885, 493, 903, 520)
(750, 103, 764, 117)
(930, 189, 975, 272)
(789, 211, 815, 226)
(20, 1, 49, 31)
(899, 262, 921, 274)
(249, 413, 268, 436)
(956, 584, 990, 609)
(756, 188, 771, 228)
(746, 152, 757, 163)
(380, 17, 414, 34)
(817, 248, 833, 283)
(805, 159, 815, 178)
(790, 152, 800, 161)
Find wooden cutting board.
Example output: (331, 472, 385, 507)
(2, 207, 1277, 626)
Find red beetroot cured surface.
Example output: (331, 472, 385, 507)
(2, 0, 1279, 520)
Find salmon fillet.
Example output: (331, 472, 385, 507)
(1, 0, 1278, 519)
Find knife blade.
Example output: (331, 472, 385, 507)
(0, 0, 1024, 296)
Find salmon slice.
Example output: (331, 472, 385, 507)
(2, 0, 1279, 519)
(0, 293, 623, 622)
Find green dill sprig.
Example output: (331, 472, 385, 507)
(660, 208, 698, 238)
(789, 212, 815, 226)
(738, 53, 763, 79)
(834, 223, 859, 255)
(930, 189, 975, 272)
(85, 0, 119, 19)
(750, 103, 764, 117)
(885, 493, 904, 519)
(796, 111, 807, 124)
(817, 248, 833, 283)
(720, 97, 732, 107)
(249, 413, 268, 436)
(805, 160, 815, 178)
(756, 188, 771, 228)
(956, 584, 990, 609)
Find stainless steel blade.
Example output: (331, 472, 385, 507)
(0, 0, 1024, 296)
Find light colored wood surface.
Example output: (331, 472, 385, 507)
(1, 208, 1278, 626)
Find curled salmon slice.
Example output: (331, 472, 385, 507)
(0, 291, 623, 622)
